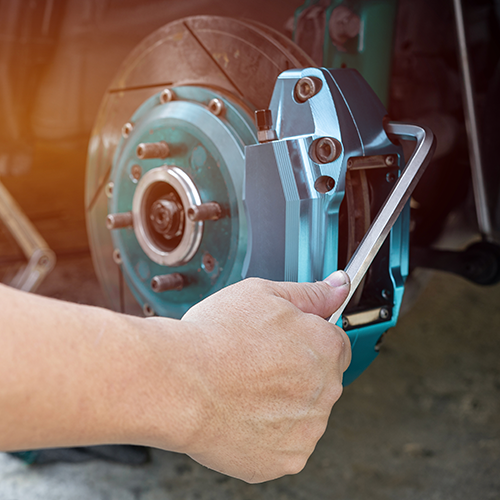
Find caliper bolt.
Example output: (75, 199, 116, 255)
(160, 88, 175, 104)
(385, 155, 395, 166)
(136, 141, 170, 159)
(122, 122, 133, 138)
(106, 211, 133, 230)
(379, 307, 390, 320)
(187, 202, 222, 222)
(310, 137, 342, 164)
(255, 109, 278, 143)
(151, 273, 184, 293)
(294, 76, 322, 103)
(342, 317, 350, 329)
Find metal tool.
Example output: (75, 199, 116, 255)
(329, 122, 436, 325)
(0, 180, 56, 292)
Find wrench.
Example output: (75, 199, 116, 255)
(329, 122, 436, 325)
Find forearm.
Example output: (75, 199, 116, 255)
(0, 283, 203, 452)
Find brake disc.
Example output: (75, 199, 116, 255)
(85, 16, 315, 315)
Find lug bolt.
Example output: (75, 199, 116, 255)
(187, 202, 222, 222)
(105, 181, 114, 198)
(379, 307, 390, 320)
(136, 141, 170, 160)
(160, 88, 175, 104)
(106, 211, 133, 230)
(208, 98, 225, 116)
(151, 273, 184, 293)
(294, 76, 322, 103)
(310, 137, 342, 164)
(112, 248, 122, 265)
(122, 122, 133, 138)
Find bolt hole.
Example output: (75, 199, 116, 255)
(314, 175, 336, 194)
(143, 303, 155, 316)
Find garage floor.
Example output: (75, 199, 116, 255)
(0, 253, 499, 499)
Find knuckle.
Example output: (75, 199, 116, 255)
(284, 455, 308, 476)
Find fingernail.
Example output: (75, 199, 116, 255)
(324, 270, 350, 288)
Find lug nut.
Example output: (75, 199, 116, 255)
(294, 76, 322, 103)
(136, 141, 170, 159)
(160, 88, 175, 104)
(187, 202, 222, 222)
(208, 98, 225, 116)
(151, 273, 184, 293)
(106, 211, 133, 230)
(310, 137, 342, 164)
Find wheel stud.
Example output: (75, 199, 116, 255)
(151, 273, 184, 292)
(187, 202, 222, 222)
(136, 141, 170, 159)
(106, 211, 133, 230)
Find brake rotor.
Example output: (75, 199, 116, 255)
(85, 16, 315, 314)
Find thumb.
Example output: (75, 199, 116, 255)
(271, 271, 351, 319)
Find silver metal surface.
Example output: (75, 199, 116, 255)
(187, 202, 222, 222)
(0, 180, 56, 292)
(132, 166, 203, 266)
(452, 0, 493, 240)
(329, 122, 436, 325)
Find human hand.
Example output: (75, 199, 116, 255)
(180, 272, 351, 483)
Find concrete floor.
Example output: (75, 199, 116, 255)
(1, 253, 499, 499)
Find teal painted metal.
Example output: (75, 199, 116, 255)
(108, 86, 257, 318)
(294, 0, 398, 106)
(244, 67, 410, 384)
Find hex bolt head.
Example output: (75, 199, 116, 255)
(255, 109, 278, 143)
(379, 307, 390, 320)
(136, 141, 170, 160)
(106, 211, 133, 230)
(160, 88, 175, 104)
(112, 248, 122, 265)
(122, 122, 133, 138)
(151, 273, 184, 293)
(294, 76, 322, 103)
(342, 317, 350, 329)
(208, 98, 225, 116)
(105, 181, 114, 199)
(310, 137, 342, 164)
